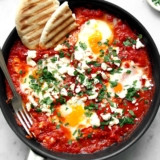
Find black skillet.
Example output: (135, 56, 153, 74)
(0, 0, 160, 160)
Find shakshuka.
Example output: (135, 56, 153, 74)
(6, 7, 154, 153)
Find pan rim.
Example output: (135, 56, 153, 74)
(0, 0, 160, 159)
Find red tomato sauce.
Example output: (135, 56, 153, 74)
(6, 7, 154, 154)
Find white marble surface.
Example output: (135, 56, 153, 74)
(0, 0, 160, 160)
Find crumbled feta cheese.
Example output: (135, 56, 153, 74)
(41, 107, 51, 115)
(74, 51, 84, 61)
(88, 92, 98, 100)
(58, 65, 68, 74)
(101, 72, 107, 80)
(90, 113, 100, 127)
(142, 75, 147, 79)
(67, 67, 75, 76)
(101, 103, 106, 108)
(109, 117, 119, 126)
(110, 103, 118, 112)
(81, 97, 87, 101)
(101, 62, 107, 71)
(26, 103, 31, 111)
(54, 73, 62, 81)
(28, 95, 38, 107)
(132, 98, 136, 104)
(54, 44, 63, 51)
(60, 88, 68, 96)
(136, 38, 144, 49)
(70, 83, 75, 91)
(145, 79, 153, 88)
(100, 113, 111, 121)
(112, 56, 121, 67)
(107, 67, 112, 71)
(91, 74, 97, 78)
(26, 58, 36, 67)
(94, 78, 99, 84)
(51, 91, 59, 99)
(27, 50, 36, 58)
(114, 108, 123, 116)
(75, 85, 81, 93)
(81, 61, 90, 70)
(43, 54, 49, 58)
(26, 50, 37, 67)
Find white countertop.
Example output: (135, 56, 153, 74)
(0, 0, 160, 160)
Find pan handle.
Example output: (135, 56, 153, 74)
(26, 149, 45, 160)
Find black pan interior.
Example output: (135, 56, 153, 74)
(0, 0, 160, 160)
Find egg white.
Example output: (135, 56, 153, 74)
(74, 19, 113, 59)
(57, 97, 98, 139)
(107, 61, 144, 99)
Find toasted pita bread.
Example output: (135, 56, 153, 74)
(15, 0, 60, 49)
(39, 1, 78, 49)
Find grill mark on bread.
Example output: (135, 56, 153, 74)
(34, 12, 53, 23)
(45, 17, 75, 44)
(20, 16, 29, 24)
(47, 11, 71, 36)
(16, 0, 60, 49)
(35, 2, 54, 14)
(26, 24, 45, 37)
(28, 34, 41, 43)
(45, 23, 77, 48)
(21, 0, 45, 13)
(21, 4, 37, 13)
(20, 10, 53, 26)
(39, 1, 78, 49)
(21, 24, 31, 31)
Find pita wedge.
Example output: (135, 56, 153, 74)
(39, 1, 78, 49)
(15, 0, 60, 49)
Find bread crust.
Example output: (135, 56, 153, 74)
(39, 1, 78, 49)
(15, 0, 60, 49)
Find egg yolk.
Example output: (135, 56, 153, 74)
(113, 82, 123, 93)
(65, 105, 84, 127)
(88, 30, 107, 54)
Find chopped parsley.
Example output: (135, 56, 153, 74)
(59, 51, 65, 58)
(97, 85, 107, 101)
(86, 20, 90, 25)
(109, 80, 118, 88)
(78, 74, 86, 84)
(152, 0, 160, 5)
(68, 140, 72, 145)
(123, 38, 136, 46)
(56, 124, 61, 129)
(84, 111, 93, 117)
(41, 97, 53, 105)
(37, 59, 42, 65)
(57, 112, 61, 117)
(87, 61, 101, 67)
(129, 110, 136, 118)
(74, 46, 78, 51)
(79, 41, 87, 50)
(125, 87, 139, 101)
(119, 117, 134, 127)
(51, 56, 57, 63)
(19, 70, 23, 75)
(84, 103, 98, 111)
(98, 41, 102, 46)
(36, 108, 42, 112)
(126, 70, 131, 74)
(56, 96, 66, 104)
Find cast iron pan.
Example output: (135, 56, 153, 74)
(0, 0, 160, 160)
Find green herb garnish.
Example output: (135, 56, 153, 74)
(79, 41, 87, 50)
